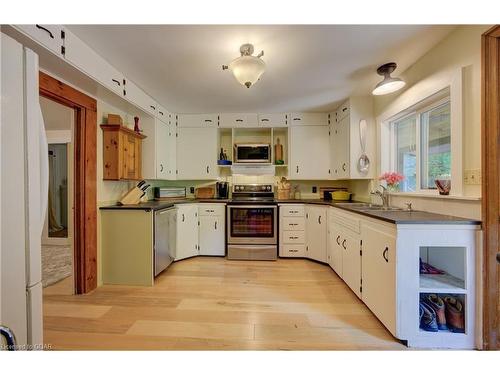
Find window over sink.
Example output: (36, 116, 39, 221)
(389, 90, 451, 194)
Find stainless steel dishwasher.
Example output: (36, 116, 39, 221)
(154, 207, 176, 276)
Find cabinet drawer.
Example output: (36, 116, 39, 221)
(282, 217, 305, 231)
(280, 245, 305, 257)
(198, 204, 225, 216)
(289, 113, 328, 126)
(280, 205, 305, 217)
(282, 231, 305, 244)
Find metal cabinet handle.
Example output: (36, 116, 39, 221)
(204, 119, 212, 123)
(150, 105, 156, 110)
(206, 166, 209, 174)
(160, 164, 163, 172)
(289, 249, 298, 253)
(35, 24, 54, 39)
(0, 325, 16, 350)
(159, 111, 164, 116)
(318, 215, 322, 224)
(296, 166, 299, 173)
(342, 239, 347, 250)
(261, 118, 269, 122)
(111, 79, 121, 86)
(289, 223, 298, 226)
(182, 213, 185, 222)
(342, 163, 347, 171)
(336, 235, 341, 245)
(215, 220, 217, 230)
(290, 236, 299, 239)
(293, 117, 301, 121)
(236, 119, 243, 122)
(343, 107, 347, 112)
(383, 247, 389, 263)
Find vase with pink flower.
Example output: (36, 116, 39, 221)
(379, 172, 405, 192)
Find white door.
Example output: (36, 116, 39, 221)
(341, 230, 362, 298)
(290, 126, 330, 179)
(175, 205, 199, 260)
(199, 215, 225, 256)
(176, 127, 217, 179)
(361, 223, 397, 335)
(305, 206, 327, 262)
(155, 119, 169, 179)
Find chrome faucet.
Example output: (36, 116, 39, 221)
(370, 185, 389, 210)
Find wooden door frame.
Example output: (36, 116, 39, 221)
(481, 25, 500, 350)
(39, 71, 97, 294)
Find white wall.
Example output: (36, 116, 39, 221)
(351, 25, 490, 220)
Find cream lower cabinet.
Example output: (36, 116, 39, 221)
(305, 205, 327, 262)
(361, 220, 397, 336)
(198, 204, 225, 256)
(175, 204, 199, 260)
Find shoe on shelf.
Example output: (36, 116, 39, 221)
(419, 301, 439, 332)
(444, 296, 465, 333)
(423, 294, 447, 330)
(419, 258, 445, 275)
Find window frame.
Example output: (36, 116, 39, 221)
(388, 91, 453, 195)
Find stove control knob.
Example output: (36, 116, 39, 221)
(267, 186, 272, 191)
(261, 186, 266, 191)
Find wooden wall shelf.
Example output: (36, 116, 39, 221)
(101, 124, 147, 180)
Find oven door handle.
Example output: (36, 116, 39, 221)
(227, 205, 277, 210)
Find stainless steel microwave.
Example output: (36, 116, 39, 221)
(234, 143, 271, 163)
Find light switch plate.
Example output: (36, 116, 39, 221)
(464, 169, 481, 185)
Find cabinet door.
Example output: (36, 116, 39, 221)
(176, 127, 217, 179)
(329, 120, 339, 179)
(290, 126, 330, 179)
(361, 223, 396, 335)
(305, 206, 327, 262)
(335, 115, 350, 179)
(289, 113, 328, 126)
(258, 113, 287, 127)
(219, 113, 258, 128)
(121, 132, 140, 179)
(327, 212, 343, 277)
(175, 205, 199, 260)
(64, 30, 124, 96)
(167, 119, 177, 179)
(199, 215, 225, 256)
(341, 230, 361, 298)
(178, 114, 218, 128)
(124, 80, 157, 116)
(155, 119, 170, 179)
(16, 25, 65, 57)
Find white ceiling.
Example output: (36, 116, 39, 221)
(67, 25, 455, 113)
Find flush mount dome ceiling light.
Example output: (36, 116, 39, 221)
(372, 62, 406, 96)
(222, 43, 265, 88)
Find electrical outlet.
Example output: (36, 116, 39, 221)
(464, 169, 481, 185)
(190, 186, 195, 194)
(312, 186, 317, 193)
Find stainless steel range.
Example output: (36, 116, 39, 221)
(227, 184, 277, 260)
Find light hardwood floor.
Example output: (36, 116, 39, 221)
(43, 257, 405, 350)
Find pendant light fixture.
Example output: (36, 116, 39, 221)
(222, 43, 265, 88)
(372, 62, 405, 96)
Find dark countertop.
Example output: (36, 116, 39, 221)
(100, 198, 481, 225)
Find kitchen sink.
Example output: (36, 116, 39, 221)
(334, 202, 404, 212)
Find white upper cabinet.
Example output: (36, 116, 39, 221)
(64, 30, 124, 96)
(178, 114, 218, 128)
(176, 127, 218, 179)
(123, 79, 157, 116)
(15, 25, 65, 57)
(330, 97, 375, 180)
(219, 113, 258, 128)
(289, 113, 328, 126)
(155, 118, 170, 180)
(257, 114, 288, 127)
(289, 125, 331, 179)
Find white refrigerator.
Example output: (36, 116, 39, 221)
(1, 32, 48, 349)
